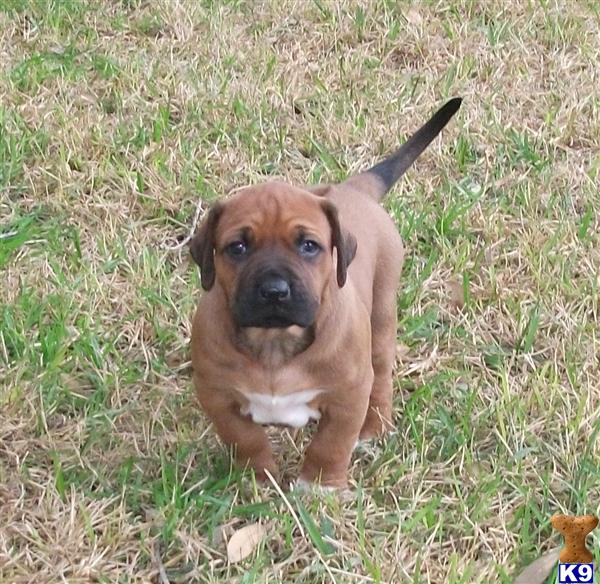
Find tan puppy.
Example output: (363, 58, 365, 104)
(190, 98, 461, 488)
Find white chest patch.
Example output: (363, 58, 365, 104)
(240, 389, 323, 428)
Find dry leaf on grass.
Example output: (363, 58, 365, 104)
(226, 522, 266, 563)
(212, 521, 237, 547)
(446, 277, 466, 311)
(406, 7, 423, 25)
(514, 548, 560, 584)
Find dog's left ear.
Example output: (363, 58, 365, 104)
(189, 202, 224, 291)
(321, 201, 357, 287)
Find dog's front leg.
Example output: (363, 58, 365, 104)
(299, 391, 370, 488)
(195, 380, 277, 482)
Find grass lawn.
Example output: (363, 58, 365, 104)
(1, 1, 599, 582)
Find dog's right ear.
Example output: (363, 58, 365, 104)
(189, 203, 224, 291)
(321, 201, 357, 287)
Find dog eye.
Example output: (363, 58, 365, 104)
(225, 241, 248, 257)
(298, 239, 321, 256)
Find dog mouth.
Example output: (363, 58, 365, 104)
(235, 307, 314, 329)
(256, 313, 297, 328)
(233, 299, 318, 329)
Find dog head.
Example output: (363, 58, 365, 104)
(190, 182, 356, 329)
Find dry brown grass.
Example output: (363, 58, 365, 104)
(1, 1, 599, 582)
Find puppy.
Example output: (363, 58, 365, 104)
(190, 98, 461, 488)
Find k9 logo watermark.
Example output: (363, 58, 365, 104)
(558, 563, 594, 584)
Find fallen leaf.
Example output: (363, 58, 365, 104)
(226, 522, 266, 563)
(514, 548, 560, 584)
(406, 8, 422, 25)
(446, 277, 465, 311)
(212, 521, 237, 548)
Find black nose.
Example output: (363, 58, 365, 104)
(259, 277, 291, 302)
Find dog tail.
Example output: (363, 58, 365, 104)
(341, 97, 462, 201)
